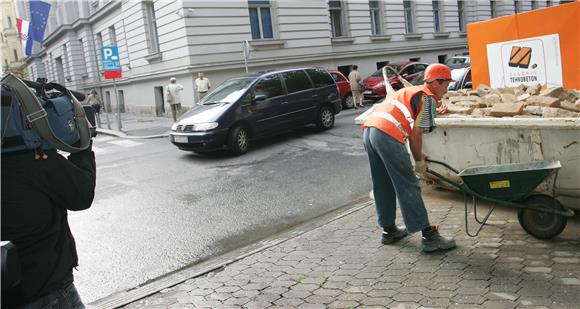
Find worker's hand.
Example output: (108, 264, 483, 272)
(414, 160, 428, 174)
(436, 104, 448, 115)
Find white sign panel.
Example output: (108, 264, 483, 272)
(486, 34, 562, 88)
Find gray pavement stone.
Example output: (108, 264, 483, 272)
(121, 188, 580, 309)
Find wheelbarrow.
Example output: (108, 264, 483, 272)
(425, 159, 575, 239)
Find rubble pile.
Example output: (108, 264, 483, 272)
(441, 84, 580, 118)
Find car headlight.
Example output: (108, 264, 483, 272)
(192, 122, 218, 131)
(171, 123, 179, 131)
(376, 81, 384, 88)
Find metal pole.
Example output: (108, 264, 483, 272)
(113, 78, 122, 131)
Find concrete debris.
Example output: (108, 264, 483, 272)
(443, 86, 580, 118)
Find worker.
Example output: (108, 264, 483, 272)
(362, 63, 456, 252)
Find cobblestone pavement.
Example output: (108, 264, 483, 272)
(124, 187, 580, 308)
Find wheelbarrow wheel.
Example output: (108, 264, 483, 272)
(517, 194, 567, 240)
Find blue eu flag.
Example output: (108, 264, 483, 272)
(29, 0, 50, 42)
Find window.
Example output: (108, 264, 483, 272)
(306, 68, 335, 87)
(329, 0, 345, 37)
(531, 0, 538, 9)
(13, 49, 18, 61)
(96, 32, 103, 70)
(78, 39, 87, 73)
(7, 16, 12, 28)
(55, 57, 65, 84)
(144, 1, 160, 53)
(281, 70, 312, 93)
(490, 0, 498, 18)
(546, 0, 552, 6)
(458, 0, 467, 32)
(403, 1, 415, 33)
(514, 0, 521, 13)
(254, 74, 284, 98)
(248, 0, 273, 39)
(432, 0, 442, 32)
(369, 1, 382, 35)
(109, 25, 117, 45)
(330, 73, 344, 83)
(376, 61, 389, 70)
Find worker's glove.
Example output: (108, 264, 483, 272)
(414, 160, 428, 174)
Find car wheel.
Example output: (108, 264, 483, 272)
(228, 125, 250, 155)
(343, 93, 354, 109)
(316, 106, 335, 130)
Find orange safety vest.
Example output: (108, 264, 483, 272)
(363, 85, 436, 144)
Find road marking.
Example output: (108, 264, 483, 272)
(108, 140, 143, 148)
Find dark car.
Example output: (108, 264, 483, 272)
(170, 67, 341, 155)
(362, 61, 429, 100)
(328, 70, 354, 109)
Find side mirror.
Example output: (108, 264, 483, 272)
(464, 82, 473, 89)
(253, 94, 267, 103)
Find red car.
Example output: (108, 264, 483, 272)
(328, 70, 354, 109)
(362, 61, 429, 101)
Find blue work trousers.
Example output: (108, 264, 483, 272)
(21, 283, 85, 309)
(363, 127, 430, 233)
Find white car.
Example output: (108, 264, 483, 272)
(445, 56, 471, 69)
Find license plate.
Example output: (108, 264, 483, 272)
(173, 136, 188, 143)
(363, 90, 372, 95)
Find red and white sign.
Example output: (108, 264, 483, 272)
(104, 70, 122, 79)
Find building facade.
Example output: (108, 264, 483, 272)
(20, 0, 566, 116)
(1, 0, 28, 78)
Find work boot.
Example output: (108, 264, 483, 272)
(381, 225, 408, 244)
(421, 225, 456, 252)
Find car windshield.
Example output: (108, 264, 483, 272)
(199, 77, 254, 105)
(370, 66, 399, 78)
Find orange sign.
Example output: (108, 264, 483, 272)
(467, 1, 580, 89)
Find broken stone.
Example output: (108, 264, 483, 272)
(517, 93, 532, 101)
(526, 83, 542, 95)
(471, 108, 492, 117)
(526, 96, 560, 107)
(540, 87, 565, 98)
(482, 93, 501, 106)
(455, 101, 486, 109)
(476, 84, 492, 96)
(446, 104, 475, 115)
(489, 103, 524, 117)
(500, 93, 518, 103)
(448, 96, 482, 104)
(541, 107, 580, 118)
(576, 98, 580, 110)
(559, 101, 580, 112)
(524, 106, 544, 116)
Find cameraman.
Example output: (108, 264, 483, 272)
(1, 144, 96, 307)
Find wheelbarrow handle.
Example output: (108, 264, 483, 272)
(425, 159, 461, 174)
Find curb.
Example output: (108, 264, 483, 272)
(88, 197, 373, 309)
(96, 128, 170, 139)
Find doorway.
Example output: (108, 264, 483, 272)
(154, 86, 165, 117)
(438, 54, 447, 64)
(105, 91, 112, 112)
(118, 90, 125, 113)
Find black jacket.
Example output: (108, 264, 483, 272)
(1, 148, 96, 307)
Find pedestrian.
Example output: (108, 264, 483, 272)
(348, 65, 364, 109)
(362, 63, 455, 253)
(86, 89, 102, 127)
(1, 142, 96, 308)
(194, 72, 211, 102)
(166, 77, 184, 122)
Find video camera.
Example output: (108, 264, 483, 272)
(1, 74, 95, 155)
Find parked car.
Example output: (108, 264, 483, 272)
(444, 56, 471, 69)
(170, 67, 341, 155)
(448, 67, 472, 90)
(409, 66, 472, 91)
(362, 61, 429, 100)
(328, 70, 354, 109)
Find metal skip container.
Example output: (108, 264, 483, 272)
(422, 117, 580, 210)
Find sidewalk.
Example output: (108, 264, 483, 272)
(95, 113, 174, 139)
(91, 187, 580, 309)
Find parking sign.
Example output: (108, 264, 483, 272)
(101, 45, 121, 71)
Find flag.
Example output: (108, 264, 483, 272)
(29, 0, 50, 42)
(16, 18, 33, 56)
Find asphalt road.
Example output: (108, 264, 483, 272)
(70, 108, 374, 303)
